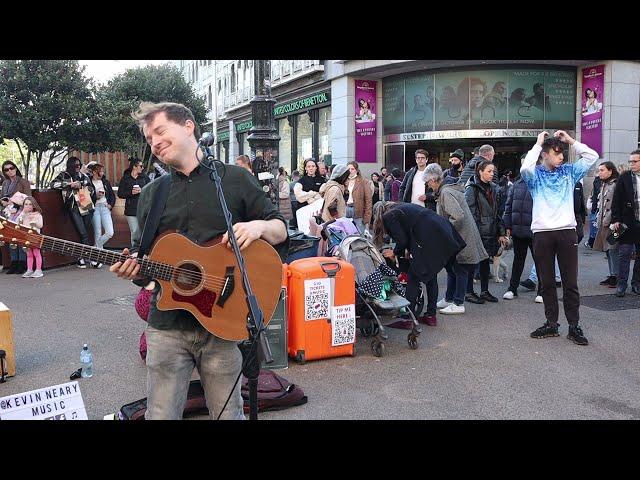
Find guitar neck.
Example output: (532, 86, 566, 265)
(39, 235, 173, 281)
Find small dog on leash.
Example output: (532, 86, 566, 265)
(492, 240, 511, 283)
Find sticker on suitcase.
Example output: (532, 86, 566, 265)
(304, 278, 331, 321)
(331, 304, 356, 346)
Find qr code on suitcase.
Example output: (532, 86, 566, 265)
(331, 304, 355, 346)
(304, 278, 331, 321)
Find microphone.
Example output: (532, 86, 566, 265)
(198, 132, 215, 147)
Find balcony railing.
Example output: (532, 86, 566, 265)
(216, 60, 324, 116)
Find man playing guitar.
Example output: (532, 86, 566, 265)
(110, 102, 288, 420)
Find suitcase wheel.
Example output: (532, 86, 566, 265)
(295, 350, 306, 365)
(371, 340, 386, 357)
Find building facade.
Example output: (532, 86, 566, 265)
(324, 60, 640, 195)
(178, 60, 640, 197)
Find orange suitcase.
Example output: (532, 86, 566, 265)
(287, 257, 356, 363)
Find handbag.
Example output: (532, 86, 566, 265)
(606, 223, 628, 245)
(75, 186, 94, 215)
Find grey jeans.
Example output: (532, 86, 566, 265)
(145, 324, 245, 420)
(125, 215, 140, 249)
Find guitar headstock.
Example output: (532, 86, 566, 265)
(0, 218, 43, 251)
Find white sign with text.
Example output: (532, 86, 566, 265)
(331, 304, 356, 346)
(304, 278, 331, 321)
(0, 381, 88, 420)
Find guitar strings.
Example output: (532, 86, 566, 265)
(18, 233, 245, 288)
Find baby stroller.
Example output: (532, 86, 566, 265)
(336, 235, 421, 357)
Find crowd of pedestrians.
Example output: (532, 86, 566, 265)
(282, 133, 639, 347)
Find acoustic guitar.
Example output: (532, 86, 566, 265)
(0, 218, 283, 341)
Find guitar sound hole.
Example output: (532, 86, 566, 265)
(173, 263, 202, 292)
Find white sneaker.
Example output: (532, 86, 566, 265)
(494, 277, 504, 283)
(436, 298, 451, 309)
(439, 304, 465, 315)
(31, 269, 43, 278)
(78, 259, 87, 269)
(22, 270, 34, 278)
(535, 295, 543, 303)
(503, 291, 515, 300)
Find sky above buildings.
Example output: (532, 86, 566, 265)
(79, 60, 170, 85)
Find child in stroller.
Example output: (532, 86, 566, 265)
(335, 235, 421, 357)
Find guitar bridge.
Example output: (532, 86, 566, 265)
(216, 267, 235, 307)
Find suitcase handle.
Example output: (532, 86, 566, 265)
(320, 261, 341, 278)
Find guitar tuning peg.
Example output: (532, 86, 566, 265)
(22, 247, 28, 252)
(0, 241, 4, 247)
(9, 243, 17, 250)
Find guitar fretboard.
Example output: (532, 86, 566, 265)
(41, 236, 174, 281)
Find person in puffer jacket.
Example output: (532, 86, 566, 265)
(502, 174, 541, 300)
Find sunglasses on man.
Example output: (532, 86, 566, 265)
(3, 166, 16, 172)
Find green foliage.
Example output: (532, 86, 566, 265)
(0, 60, 100, 187)
(96, 64, 208, 163)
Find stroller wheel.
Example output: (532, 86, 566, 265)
(408, 333, 419, 350)
(360, 320, 378, 338)
(371, 340, 386, 357)
(360, 326, 372, 338)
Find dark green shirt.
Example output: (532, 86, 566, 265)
(133, 163, 288, 331)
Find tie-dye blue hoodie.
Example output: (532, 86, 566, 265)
(520, 141, 598, 233)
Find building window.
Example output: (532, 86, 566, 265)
(272, 60, 280, 80)
(208, 85, 212, 110)
(237, 132, 250, 156)
(279, 118, 292, 170)
(296, 113, 313, 166)
(318, 106, 332, 164)
(230, 64, 236, 93)
(220, 142, 228, 163)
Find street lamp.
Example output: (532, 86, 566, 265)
(247, 60, 281, 208)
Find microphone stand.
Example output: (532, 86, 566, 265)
(200, 143, 273, 421)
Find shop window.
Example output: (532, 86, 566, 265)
(242, 133, 250, 156)
(318, 106, 332, 164)
(296, 113, 313, 166)
(279, 118, 292, 170)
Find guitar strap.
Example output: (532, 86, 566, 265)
(137, 173, 172, 258)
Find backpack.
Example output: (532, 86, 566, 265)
(118, 380, 207, 420)
(240, 370, 307, 413)
(118, 370, 307, 419)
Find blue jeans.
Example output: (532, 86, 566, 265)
(445, 260, 471, 306)
(606, 244, 620, 277)
(588, 212, 598, 243)
(529, 261, 560, 283)
(92, 203, 114, 250)
(617, 243, 640, 289)
(145, 324, 245, 420)
(10, 246, 26, 262)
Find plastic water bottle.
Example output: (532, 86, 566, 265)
(80, 344, 93, 378)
